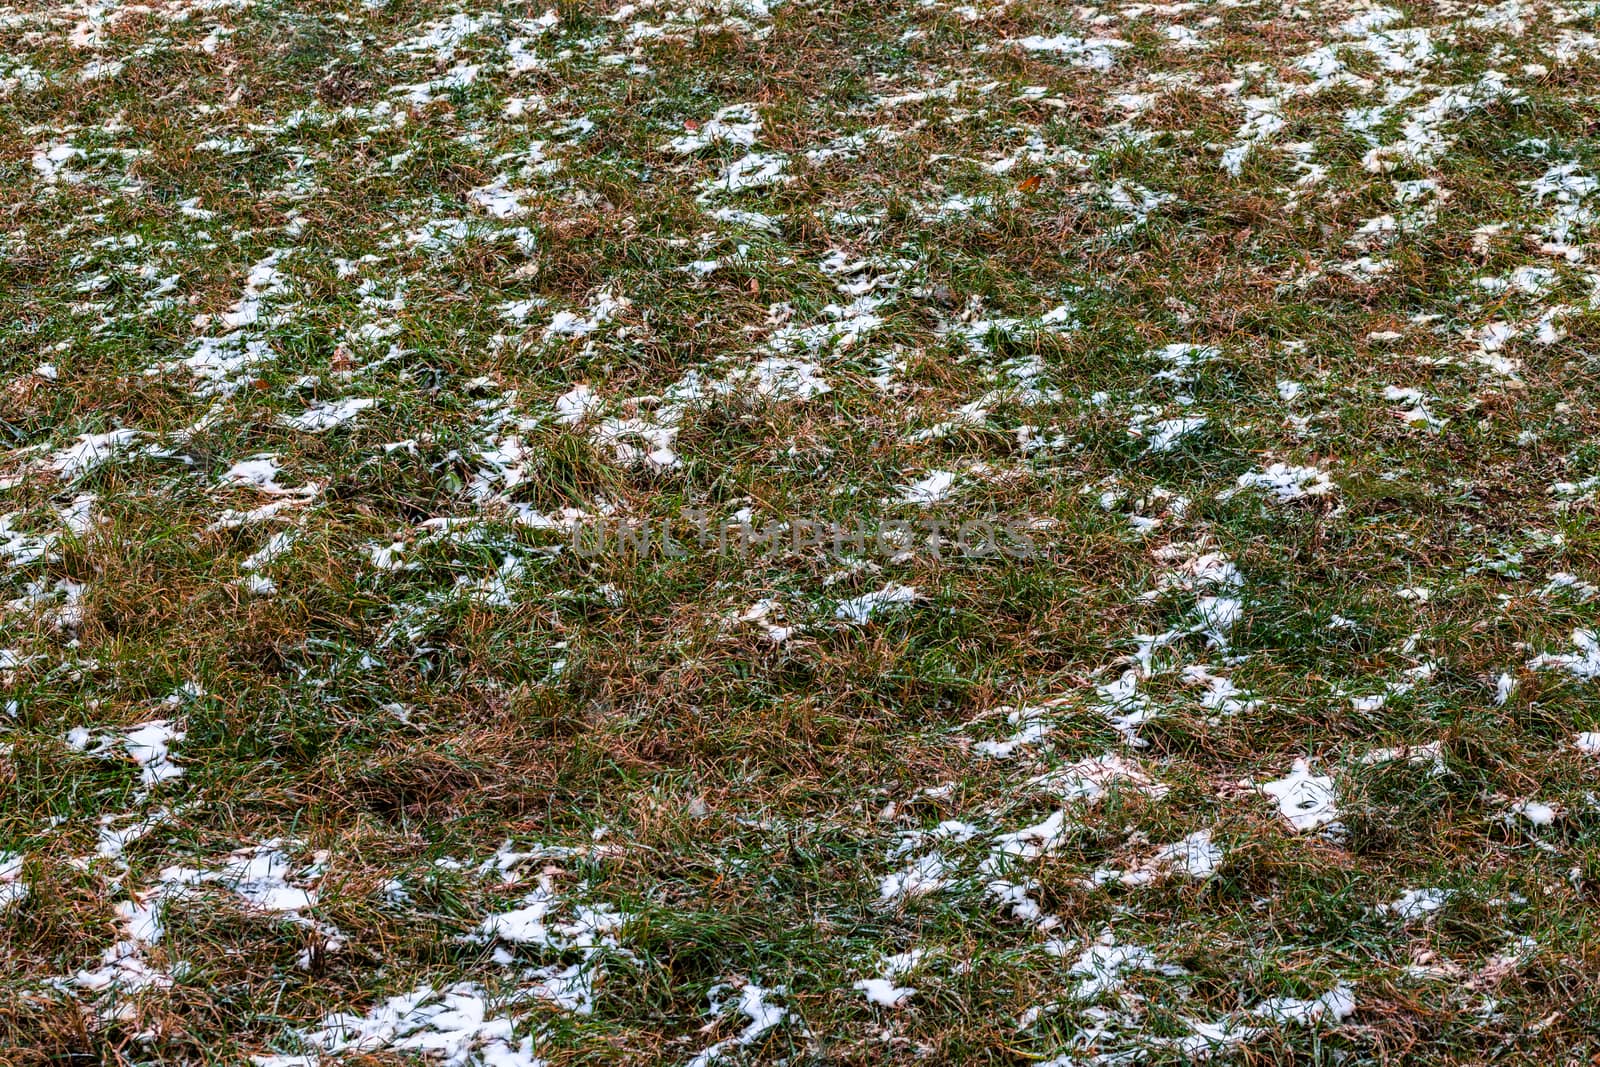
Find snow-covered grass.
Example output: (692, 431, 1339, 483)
(5, 0, 1600, 1061)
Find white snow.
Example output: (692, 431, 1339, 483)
(281, 398, 375, 432)
(1235, 464, 1335, 502)
(898, 470, 958, 506)
(854, 977, 915, 1007)
(1380, 888, 1450, 921)
(685, 983, 787, 1067)
(0, 852, 26, 912)
(1259, 759, 1340, 832)
(834, 584, 919, 623)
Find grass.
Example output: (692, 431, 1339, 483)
(6, 0, 1600, 1062)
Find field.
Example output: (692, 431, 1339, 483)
(5, 0, 1600, 1062)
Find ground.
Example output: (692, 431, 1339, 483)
(4, 0, 1600, 1062)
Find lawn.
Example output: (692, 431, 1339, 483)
(4, 0, 1600, 1062)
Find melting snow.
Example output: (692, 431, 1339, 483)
(281, 398, 375, 433)
(835, 584, 919, 623)
(1259, 760, 1340, 832)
